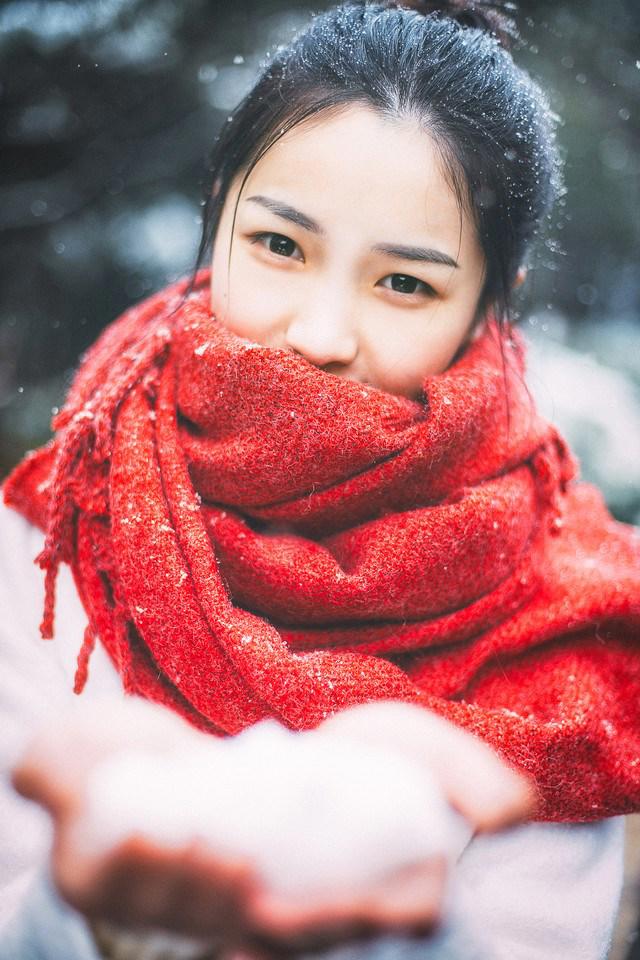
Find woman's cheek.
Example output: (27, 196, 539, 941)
(367, 348, 423, 398)
(364, 318, 438, 396)
(220, 286, 284, 346)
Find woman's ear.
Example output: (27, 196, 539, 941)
(514, 266, 528, 289)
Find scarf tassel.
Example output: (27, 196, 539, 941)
(530, 429, 579, 537)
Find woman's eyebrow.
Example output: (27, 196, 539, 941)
(246, 195, 323, 234)
(245, 194, 459, 268)
(372, 243, 459, 269)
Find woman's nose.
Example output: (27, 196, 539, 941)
(284, 303, 358, 368)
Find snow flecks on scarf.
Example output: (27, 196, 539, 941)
(4, 273, 640, 821)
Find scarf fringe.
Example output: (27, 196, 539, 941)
(35, 283, 184, 641)
(530, 429, 579, 538)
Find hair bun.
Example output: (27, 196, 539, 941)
(384, 0, 519, 50)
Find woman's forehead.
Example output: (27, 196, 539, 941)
(235, 104, 475, 254)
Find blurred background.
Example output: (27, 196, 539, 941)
(0, 1, 639, 957)
(1, 0, 639, 523)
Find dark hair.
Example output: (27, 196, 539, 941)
(194, 0, 563, 328)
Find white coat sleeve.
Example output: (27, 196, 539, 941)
(0, 497, 121, 938)
(0, 499, 626, 960)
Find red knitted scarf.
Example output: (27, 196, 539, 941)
(4, 275, 640, 821)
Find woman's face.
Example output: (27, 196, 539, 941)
(210, 104, 487, 399)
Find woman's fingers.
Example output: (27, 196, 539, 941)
(316, 701, 537, 832)
(432, 730, 537, 832)
(12, 697, 201, 820)
(54, 828, 258, 938)
(244, 855, 446, 948)
(12, 740, 93, 822)
(53, 825, 444, 949)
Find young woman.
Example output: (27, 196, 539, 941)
(1, 1, 639, 958)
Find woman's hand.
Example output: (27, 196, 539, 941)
(316, 700, 537, 833)
(12, 697, 535, 955)
(12, 698, 259, 940)
(239, 701, 536, 956)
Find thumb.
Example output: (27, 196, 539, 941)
(317, 701, 537, 833)
(430, 729, 537, 832)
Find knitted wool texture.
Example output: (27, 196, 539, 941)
(4, 275, 640, 822)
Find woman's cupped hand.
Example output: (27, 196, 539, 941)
(12, 697, 536, 956)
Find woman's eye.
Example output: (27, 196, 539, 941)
(378, 274, 435, 297)
(251, 232, 302, 260)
